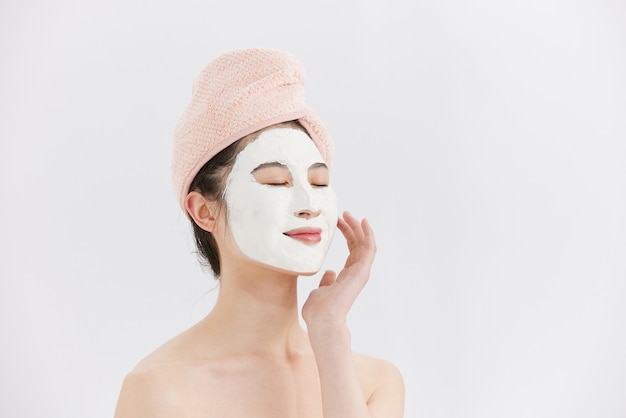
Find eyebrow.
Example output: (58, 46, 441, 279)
(251, 162, 288, 173)
(251, 161, 328, 173)
(308, 162, 328, 170)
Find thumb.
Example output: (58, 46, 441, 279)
(318, 270, 337, 287)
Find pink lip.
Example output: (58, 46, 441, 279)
(283, 227, 322, 244)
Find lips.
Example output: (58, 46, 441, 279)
(283, 227, 322, 244)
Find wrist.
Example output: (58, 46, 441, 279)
(306, 319, 351, 350)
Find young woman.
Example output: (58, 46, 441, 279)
(114, 48, 405, 418)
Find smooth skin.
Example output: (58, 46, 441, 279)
(114, 206, 405, 418)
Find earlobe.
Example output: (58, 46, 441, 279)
(185, 191, 218, 232)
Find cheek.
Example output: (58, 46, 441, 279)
(318, 188, 338, 220)
(227, 182, 291, 225)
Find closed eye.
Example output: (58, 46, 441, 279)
(264, 182, 290, 186)
(308, 163, 330, 188)
(252, 162, 293, 186)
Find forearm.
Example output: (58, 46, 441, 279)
(309, 321, 371, 418)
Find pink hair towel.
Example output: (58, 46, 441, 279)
(171, 48, 333, 211)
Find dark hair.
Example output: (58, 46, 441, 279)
(187, 121, 306, 278)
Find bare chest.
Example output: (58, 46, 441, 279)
(180, 357, 324, 418)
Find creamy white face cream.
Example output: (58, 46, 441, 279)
(224, 127, 339, 274)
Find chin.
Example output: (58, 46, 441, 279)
(256, 259, 322, 277)
(296, 269, 320, 277)
(274, 265, 322, 277)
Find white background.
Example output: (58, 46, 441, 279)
(1, 1, 625, 417)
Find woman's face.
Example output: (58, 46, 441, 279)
(224, 127, 338, 275)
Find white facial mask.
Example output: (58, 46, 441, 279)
(224, 127, 338, 274)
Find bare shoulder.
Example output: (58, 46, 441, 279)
(353, 352, 403, 380)
(113, 335, 194, 418)
(353, 352, 405, 416)
(114, 358, 188, 418)
(353, 351, 405, 390)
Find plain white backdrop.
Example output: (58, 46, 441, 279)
(1, 1, 625, 417)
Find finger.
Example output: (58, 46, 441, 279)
(337, 211, 364, 250)
(337, 212, 357, 241)
(341, 214, 374, 260)
(361, 218, 377, 251)
(342, 211, 365, 238)
(318, 270, 337, 287)
(342, 218, 376, 272)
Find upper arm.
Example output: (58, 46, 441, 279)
(366, 360, 405, 418)
(113, 369, 185, 418)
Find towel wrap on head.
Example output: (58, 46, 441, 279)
(171, 48, 333, 212)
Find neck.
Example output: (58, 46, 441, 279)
(200, 261, 310, 359)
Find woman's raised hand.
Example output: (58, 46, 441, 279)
(302, 211, 377, 332)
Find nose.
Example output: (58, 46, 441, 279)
(294, 209, 321, 219)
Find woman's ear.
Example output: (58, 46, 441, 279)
(185, 191, 219, 232)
